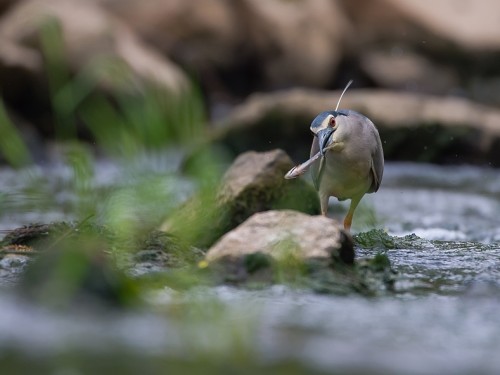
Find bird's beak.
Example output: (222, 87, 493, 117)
(317, 128, 335, 156)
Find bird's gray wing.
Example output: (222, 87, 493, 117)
(369, 160, 380, 192)
(369, 133, 384, 193)
(310, 136, 321, 190)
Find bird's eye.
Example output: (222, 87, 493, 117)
(329, 117, 336, 127)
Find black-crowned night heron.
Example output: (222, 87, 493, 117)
(285, 82, 384, 230)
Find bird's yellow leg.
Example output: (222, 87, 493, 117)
(344, 214, 353, 231)
(344, 196, 362, 231)
(320, 193, 330, 216)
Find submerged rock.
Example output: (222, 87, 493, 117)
(0, 253, 31, 286)
(130, 231, 204, 278)
(354, 229, 397, 250)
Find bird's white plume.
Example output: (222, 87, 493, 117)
(335, 80, 353, 111)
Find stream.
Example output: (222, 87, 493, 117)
(1, 159, 500, 374)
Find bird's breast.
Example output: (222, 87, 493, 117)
(318, 151, 372, 199)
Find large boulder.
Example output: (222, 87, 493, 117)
(205, 210, 352, 263)
(213, 88, 500, 166)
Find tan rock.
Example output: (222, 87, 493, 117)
(205, 210, 350, 263)
(383, 0, 500, 51)
(359, 49, 459, 94)
(339, 0, 500, 52)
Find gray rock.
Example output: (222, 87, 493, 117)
(205, 210, 351, 263)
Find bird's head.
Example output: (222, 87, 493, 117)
(310, 110, 343, 156)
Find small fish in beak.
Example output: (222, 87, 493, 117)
(284, 151, 321, 179)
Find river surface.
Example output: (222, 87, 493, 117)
(1, 159, 500, 374)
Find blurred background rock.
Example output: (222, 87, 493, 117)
(1, 0, 500, 165)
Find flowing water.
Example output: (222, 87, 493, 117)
(1, 159, 500, 374)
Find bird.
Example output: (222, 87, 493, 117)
(309, 83, 384, 231)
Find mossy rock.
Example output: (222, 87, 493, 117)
(220, 149, 320, 222)
(207, 248, 395, 296)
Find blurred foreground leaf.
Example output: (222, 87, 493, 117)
(0, 100, 32, 167)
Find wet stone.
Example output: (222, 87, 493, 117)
(0, 254, 30, 269)
(0, 254, 31, 286)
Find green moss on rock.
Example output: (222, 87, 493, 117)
(354, 229, 396, 250)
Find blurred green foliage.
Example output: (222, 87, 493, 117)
(0, 17, 227, 308)
(37, 16, 223, 235)
(0, 100, 32, 167)
(0, 354, 330, 375)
